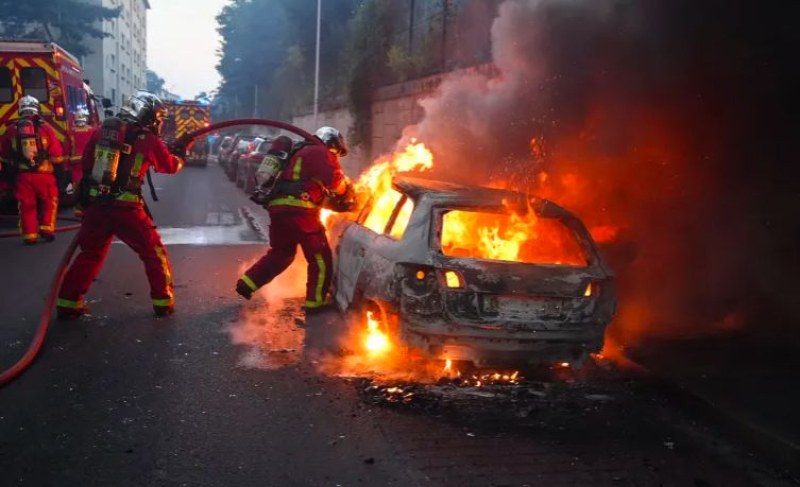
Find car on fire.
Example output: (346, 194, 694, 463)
(334, 176, 616, 368)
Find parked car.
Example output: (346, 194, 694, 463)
(226, 136, 257, 181)
(236, 137, 273, 192)
(216, 136, 235, 169)
(334, 175, 616, 368)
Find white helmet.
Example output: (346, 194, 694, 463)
(315, 126, 348, 157)
(18, 95, 40, 117)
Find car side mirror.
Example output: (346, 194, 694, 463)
(101, 98, 113, 109)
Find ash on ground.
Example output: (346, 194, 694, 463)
(356, 361, 642, 429)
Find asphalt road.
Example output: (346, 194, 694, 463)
(0, 161, 794, 486)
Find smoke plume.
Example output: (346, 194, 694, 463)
(401, 0, 799, 346)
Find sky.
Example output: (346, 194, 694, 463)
(147, 0, 230, 99)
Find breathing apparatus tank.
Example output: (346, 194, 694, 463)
(250, 136, 294, 206)
(91, 117, 132, 193)
(16, 118, 40, 169)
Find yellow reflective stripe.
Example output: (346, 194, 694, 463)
(116, 192, 141, 202)
(131, 153, 144, 177)
(57, 298, 83, 309)
(268, 196, 317, 209)
(314, 253, 326, 305)
(22, 233, 38, 240)
(152, 298, 174, 307)
(241, 274, 258, 291)
(39, 225, 55, 232)
(305, 300, 328, 309)
(292, 157, 303, 181)
(154, 245, 173, 296)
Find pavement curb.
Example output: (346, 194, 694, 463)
(621, 353, 800, 477)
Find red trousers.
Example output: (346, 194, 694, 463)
(15, 172, 58, 240)
(241, 210, 333, 309)
(58, 205, 174, 310)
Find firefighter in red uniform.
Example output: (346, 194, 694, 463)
(57, 91, 184, 320)
(236, 127, 355, 313)
(0, 96, 65, 244)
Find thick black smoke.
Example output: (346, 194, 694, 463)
(401, 0, 799, 345)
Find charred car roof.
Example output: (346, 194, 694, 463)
(392, 175, 573, 219)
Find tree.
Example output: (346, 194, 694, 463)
(0, 0, 120, 57)
(146, 70, 165, 94)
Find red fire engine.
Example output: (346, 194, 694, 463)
(0, 40, 103, 208)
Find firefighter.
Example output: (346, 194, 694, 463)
(236, 127, 356, 313)
(56, 91, 184, 320)
(0, 95, 65, 244)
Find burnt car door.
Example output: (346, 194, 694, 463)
(334, 188, 417, 309)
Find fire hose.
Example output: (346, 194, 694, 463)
(0, 214, 82, 238)
(0, 118, 317, 388)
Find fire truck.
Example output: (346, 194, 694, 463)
(0, 40, 103, 209)
(162, 100, 211, 166)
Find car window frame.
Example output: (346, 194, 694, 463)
(432, 204, 591, 266)
(356, 188, 413, 241)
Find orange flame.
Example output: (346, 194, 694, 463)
(364, 311, 391, 356)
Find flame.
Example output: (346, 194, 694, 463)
(364, 311, 391, 355)
(441, 206, 587, 266)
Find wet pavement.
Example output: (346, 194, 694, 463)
(0, 161, 796, 486)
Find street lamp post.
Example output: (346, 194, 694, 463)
(313, 0, 321, 128)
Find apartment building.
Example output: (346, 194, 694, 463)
(80, 0, 150, 109)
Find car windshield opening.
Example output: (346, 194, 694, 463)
(440, 209, 587, 266)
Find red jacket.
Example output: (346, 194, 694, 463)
(268, 142, 346, 214)
(0, 117, 64, 173)
(82, 126, 183, 206)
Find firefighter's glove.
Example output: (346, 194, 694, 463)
(169, 141, 187, 160)
(324, 183, 357, 213)
(250, 188, 272, 208)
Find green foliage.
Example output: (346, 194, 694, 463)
(341, 0, 399, 150)
(387, 44, 429, 83)
(146, 70, 165, 94)
(0, 0, 120, 57)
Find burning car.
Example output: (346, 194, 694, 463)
(334, 175, 616, 367)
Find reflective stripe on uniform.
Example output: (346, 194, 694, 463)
(268, 196, 317, 209)
(117, 192, 141, 203)
(131, 153, 144, 178)
(305, 299, 329, 309)
(152, 297, 174, 307)
(313, 253, 326, 305)
(292, 157, 303, 181)
(154, 245, 173, 298)
(57, 298, 84, 309)
(39, 224, 55, 232)
(21, 233, 37, 240)
(240, 274, 258, 291)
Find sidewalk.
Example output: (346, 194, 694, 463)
(628, 331, 800, 472)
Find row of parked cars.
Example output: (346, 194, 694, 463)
(214, 134, 276, 193)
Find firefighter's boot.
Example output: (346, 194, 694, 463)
(235, 279, 254, 300)
(57, 304, 89, 321)
(154, 305, 175, 317)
